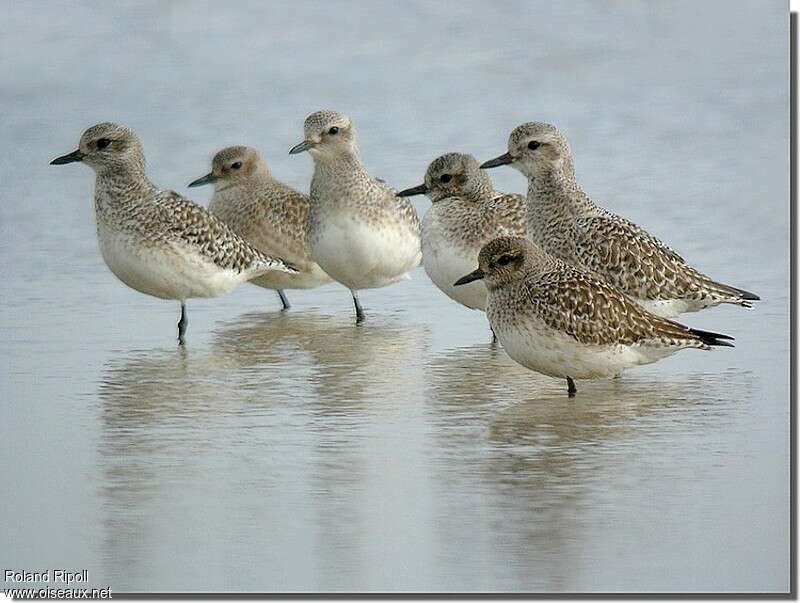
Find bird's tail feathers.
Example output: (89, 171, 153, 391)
(690, 328, 735, 348)
(251, 256, 298, 275)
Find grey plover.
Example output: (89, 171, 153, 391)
(481, 122, 759, 318)
(398, 152, 526, 311)
(455, 237, 734, 396)
(188, 145, 332, 310)
(290, 110, 421, 323)
(51, 123, 295, 344)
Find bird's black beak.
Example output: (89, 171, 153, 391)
(188, 173, 218, 188)
(50, 149, 85, 165)
(454, 268, 485, 286)
(480, 152, 514, 169)
(289, 140, 314, 155)
(397, 183, 428, 197)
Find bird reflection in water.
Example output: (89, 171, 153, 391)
(212, 311, 431, 412)
(424, 345, 750, 590)
(95, 311, 431, 587)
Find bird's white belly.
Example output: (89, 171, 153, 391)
(422, 239, 486, 311)
(493, 319, 665, 380)
(249, 261, 331, 291)
(310, 218, 421, 291)
(98, 225, 242, 300)
(636, 297, 708, 318)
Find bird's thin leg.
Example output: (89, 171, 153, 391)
(277, 289, 291, 311)
(490, 327, 498, 348)
(352, 291, 365, 324)
(566, 377, 577, 397)
(178, 301, 188, 345)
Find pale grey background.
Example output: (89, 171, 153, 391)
(0, 0, 790, 593)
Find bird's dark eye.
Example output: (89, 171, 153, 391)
(96, 138, 111, 150)
(527, 141, 541, 150)
(231, 161, 242, 170)
(497, 254, 514, 266)
(328, 126, 339, 135)
(439, 174, 452, 183)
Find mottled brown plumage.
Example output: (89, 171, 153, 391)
(457, 237, 733, 394)
(482, 122, 759, 318)
(512, 263, 713, 349)
(51, 122, 294, 344)
(190, 146, 332, 307)
(399, 152, 526, 311)
(106, 188, 287, 275)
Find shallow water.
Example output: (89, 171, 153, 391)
(0, 0, 789, 593)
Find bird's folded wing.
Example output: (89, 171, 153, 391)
(153, 190, 291, 273)
(573, 215, 689, 297)
(522, 269, 697, 347)
(485, 193, 528, 237)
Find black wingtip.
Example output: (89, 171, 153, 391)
(691, 328, 735, 347)
(733, 286, 760, 301)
